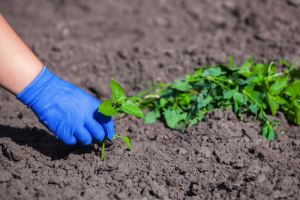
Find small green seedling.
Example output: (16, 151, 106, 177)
(98, 78, 144, 161)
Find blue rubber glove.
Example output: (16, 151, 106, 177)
(16, 66, 114, 145)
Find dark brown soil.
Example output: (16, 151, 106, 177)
(1, 0, 300, 199)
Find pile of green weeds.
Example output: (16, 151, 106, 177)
(129, 55, 300, 140)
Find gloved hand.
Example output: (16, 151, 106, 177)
(16, 66, 114, 145)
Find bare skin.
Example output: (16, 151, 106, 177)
(0, 13, 43, 95)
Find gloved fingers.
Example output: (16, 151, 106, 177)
(58, 134, 77, 145)
(73, 127, 92, 146)
(94, 110, 115, 140)
(85, 119, 105, 143)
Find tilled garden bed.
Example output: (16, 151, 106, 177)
(1, 0, 300, 199)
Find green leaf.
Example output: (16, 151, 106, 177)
(111, 78, 126, 104)
(239, 76, 256, 90)
(160, 98, 167, 107)
(164, 109, 180, 128)
(170, 81, 192, 91)
(249, 104, 259, 114)
(229, 56, 237, 68)
(252, 63, 264, 76)
(290, 69, 300, 79)
(98, 99, 118, 116)
(193, 68, 202, 77)
(117, 136, 132, 150)
(283, 80, 300, 100)
(293, 100, 300, 111)
(201, 67, 222, 77)
(290, 60, 297, 71)
(144, 110, 160, 124)
(265, 92, 278, 116)
(179, 112, 187, 120)
(289, 80, 300, 97)
(269, 76, 289, 95)
(189, 118, 198, 127)
(283, 85, 297, 100)
(251, 75, 263, 86)
(197, 115, 205, 121)
(261, 77, 269, 92)
(276, 59, 291, 68)
(197, 96, 213, 110)
(185, 74, 192, 80)
(267, 62, 276, 76)
(262, 125, 268, 140)
(268, 128, 275, 140)
(179, 95, 191, 105)
(274, 95, 288, 105)
(238, 54, 254, 77)
(168, 96, 175, 104)
(233, 97, 238, 114)
(223, 88, 237, 99)
(287, 109, 300, 125)
(254, 63, 274, 77)
(207, 104, 214, 110)
(121, 100, 144, 118)
(244, 84, 255, 92)
(186, 104, 198, 122)
(260, 108, 267, 121)
(247, 90, 264, 106)
(234, 93, 248, 105)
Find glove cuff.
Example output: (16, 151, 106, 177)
(16, 66, 55, 108)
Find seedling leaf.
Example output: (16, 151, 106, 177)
(117, 136, 132, 150)
(111, 78, 126, 104)
(98, 99, 118, 116)
(121, 100, 144, 118)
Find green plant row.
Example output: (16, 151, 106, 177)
(128, 55, 300, 140)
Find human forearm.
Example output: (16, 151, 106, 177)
(0, 14, 114, 145)
(0, 13, 43, 95)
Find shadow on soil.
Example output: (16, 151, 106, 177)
(0, 124, 99, 160)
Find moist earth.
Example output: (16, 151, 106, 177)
(1, 0, 300, 199)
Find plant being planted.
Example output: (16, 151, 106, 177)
(129, 55, 300, 140)
(98, 78, 144, 161)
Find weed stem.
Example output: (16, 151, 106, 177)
(210, 78, 230, 90)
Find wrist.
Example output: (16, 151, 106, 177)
(16, 66, 55, 107)
(0, 62, 43, 95)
